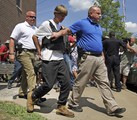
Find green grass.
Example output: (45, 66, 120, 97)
(0, 101, 47, 120)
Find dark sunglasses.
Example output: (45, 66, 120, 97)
(28, 16, 36, 19)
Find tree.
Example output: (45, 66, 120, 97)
(97, 0, 131, 39)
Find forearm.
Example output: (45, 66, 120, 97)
(32, 35, 41, 53)
(59, 28, 71, 36)
(52, 28, 71, 40)
(0, 51, 9, 55)
(9, 38, 15, 62)
(9, 38, 15, 54)
(102, 52, 105, 60)
(127, 45, 137, 53)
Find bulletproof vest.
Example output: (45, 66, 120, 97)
(42, 21, 66, 51)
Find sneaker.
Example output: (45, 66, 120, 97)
(116, 88, 121, 92)
(7, 83, 12, 89)
(18, 94, 27, 99)
(68, 104, 83, 112)
(107, 108, 126, 116)
(56, 105, 75, 118)
(122, 84, 127, 89)
(27, 91, 35, 113)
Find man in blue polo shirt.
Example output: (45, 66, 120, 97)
(51, 6, 126, 116)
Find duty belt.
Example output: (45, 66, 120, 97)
(22, 48, 37, 52)
(84, 52, 102, 57)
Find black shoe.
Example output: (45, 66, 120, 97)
(18, 94, 27, 99)
(68, 104, 83, 112)
(35, 98, 46, 104)
(7, 83, 12, 89)
(108, 108, 126, 116)
(116, 89, 121, 92)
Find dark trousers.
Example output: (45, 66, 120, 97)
(63, 53, 74, 86)
(105, 55, 121, 89)
(34, 60, 71, 105)
(8, 60, 22, 84)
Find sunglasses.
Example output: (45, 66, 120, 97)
(28, 16, 36, 19)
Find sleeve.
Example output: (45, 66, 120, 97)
(120, 40, 126, 48)
(103, 40, 107, 51)
(34, 21, 52, 38)
(69, 20, 82, 34)
(10, 24, 22, 40)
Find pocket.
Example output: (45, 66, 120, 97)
(78, 54, 87, 66)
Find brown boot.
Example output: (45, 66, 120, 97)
(27, 91, 35, 113)
(56, 105, 75, 118)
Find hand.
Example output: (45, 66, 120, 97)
(51, 32, 60, 41)
(126, 42, 137, 53)
(37, 51, 42, 60)
(9, 54, 15, 63)
(126, 41, 130, 49)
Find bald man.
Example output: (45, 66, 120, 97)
(51, 6, 126, 116)
(9, 11, 45, 103)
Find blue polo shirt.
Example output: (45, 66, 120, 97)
(69, 17, 103, 53)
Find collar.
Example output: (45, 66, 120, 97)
(87, 17, 99, 26)
(24, 21, 34, 27)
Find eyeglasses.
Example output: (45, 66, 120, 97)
(28, 16, 36, 19)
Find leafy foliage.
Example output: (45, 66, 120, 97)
(97, 0, 131, 39)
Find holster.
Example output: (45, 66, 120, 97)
(77, 47, 87, 66)
(15, 43, 23, 54)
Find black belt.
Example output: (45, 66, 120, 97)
(84, 52, 102, 57)
(22, 48, 37, 52)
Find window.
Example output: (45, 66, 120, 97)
(16, 0, 22, 11)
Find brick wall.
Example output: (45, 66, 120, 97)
(0, 0, 36, 43)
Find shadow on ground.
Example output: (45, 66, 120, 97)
(0, 83, 7, 90)
(34, 98, 57, 113)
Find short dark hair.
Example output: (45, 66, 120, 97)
(109, 31, 115, 37)
(123, 38, 131, 43)
(54, 5, 68, 16)
(88, 6, 100, 17)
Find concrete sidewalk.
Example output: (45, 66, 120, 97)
(0, 82, 137, 120)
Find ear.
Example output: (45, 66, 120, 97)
(26, 16, 29, 21)
(89, 12, 93, 16)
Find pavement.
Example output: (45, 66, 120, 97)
(0, 82, 137, 120)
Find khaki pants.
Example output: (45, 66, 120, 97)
(17, 51, 36, 95)
(69, 55, 119, 113)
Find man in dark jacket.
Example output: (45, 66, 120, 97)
(103, 31, 126, 92)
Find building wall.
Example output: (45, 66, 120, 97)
(0, 0, 36, 43)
